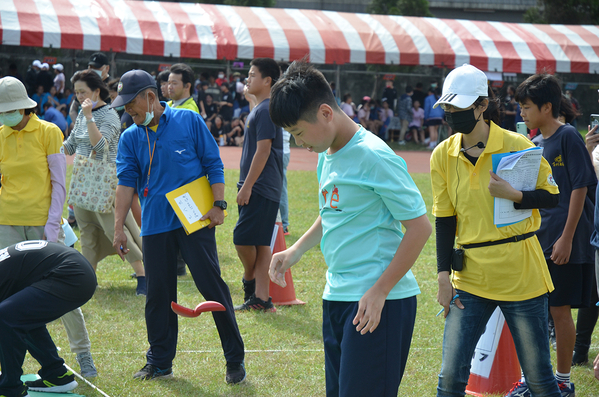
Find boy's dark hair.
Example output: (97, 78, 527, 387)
(342, 93, 352, 102)
(169, 63, 194, 88)
(269, 60, 339, 129)
(107, 78, 120, 93)
(406, 85, 413, 94)
(72, 69, 109, 101)
(250, 58, 280, 88)
(515, 73, 561, 118)
(157, 70, 170, 83)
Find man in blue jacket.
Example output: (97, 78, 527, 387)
(111, 70, 245, 384)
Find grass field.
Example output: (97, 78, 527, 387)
(22, 168, 599, 396)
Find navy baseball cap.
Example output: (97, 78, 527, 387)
(110, 70, 157, 109)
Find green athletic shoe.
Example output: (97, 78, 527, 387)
(25, 370, 77, 393)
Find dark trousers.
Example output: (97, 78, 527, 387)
(142, 227, 244, 368)
(575, 273, 599, 353)
(322, 296, 417, 397)
(0, 287, 92, 396)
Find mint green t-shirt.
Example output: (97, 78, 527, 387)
(317, 127, 426, 301)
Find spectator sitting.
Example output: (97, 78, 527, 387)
(205, 74, 221, 102)
(46, 86, 63, 111)
(204, 94, 218, 130)
(358, 98, 375, 133)
(408, 100, 425, 145)
(369, 100, 383, 137)
(215, 70, 227, 86)
(340, 93, 358, 122)
(210, 115, 230, 145)
(32, 85, 49, 114)
(218, 82, 235, 123)
(42, 102, 67, 134)
(378, 100, 394, 140)
(226, 117, 244, 146)
(60, 88, 74, 108)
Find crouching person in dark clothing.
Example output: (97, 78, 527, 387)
(0, 241, 97, 397)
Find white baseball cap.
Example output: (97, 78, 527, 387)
(53, 63, 64, 71)
(434, 64, 489, 109)
(0, 77, 38, 112)
(32, 60, 42, 68)
(42, 63, 50, 70)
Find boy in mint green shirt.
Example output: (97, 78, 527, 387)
(268, 60, 431, 397)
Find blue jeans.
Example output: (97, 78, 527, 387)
(437, 290, 560, 397)
(279, 152, 290, 229)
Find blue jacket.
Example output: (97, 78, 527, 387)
(424, 93, 444, 120)
(116, 103, 224, 236)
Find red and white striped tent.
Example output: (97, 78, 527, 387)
(2, 0, 599, 74)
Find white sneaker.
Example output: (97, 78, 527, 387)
(424, 137, 430, 144)
(398, 140, 406, 145)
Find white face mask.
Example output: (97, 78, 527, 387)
(92, 69, 103, 78)
(218, 74, 224, 79)
(142, 94, 154, 126)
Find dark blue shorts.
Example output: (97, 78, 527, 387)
(547, 259, 594, 308)
(322, 296, 417, 397)
(233, 191, 279, 246)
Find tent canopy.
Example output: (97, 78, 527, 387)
(2, 0, 599, 74)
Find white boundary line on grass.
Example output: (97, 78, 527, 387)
(63, 362, 112, 397)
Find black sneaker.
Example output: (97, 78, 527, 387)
(572, 349, 589, 366)
(234, 294, 276, 312)
(225, 362, 246, 384)
(133, 364, 173, 380)
(241, 278, 256, 302)
(25, 369, 77, 393)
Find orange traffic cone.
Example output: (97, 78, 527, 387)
(269, 212, 305, 306)
(466, 308, 520, 396)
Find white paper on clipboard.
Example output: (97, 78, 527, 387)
(174, 192, 203, 225)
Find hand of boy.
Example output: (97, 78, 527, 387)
(550, 235, 572, 265)
(353, 288, 387, 335)
(236, 184, 252, 206)
(269, 248, 302, 288)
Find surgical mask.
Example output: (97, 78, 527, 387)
(115, 105, 125, 111)
(92, 69, 103, 78)
(445, 108, 480, 135)
(142, 94, 154, 126)
(431, 83, 437, 89)
(218, 74, 224, 79)
(0, 110, 24, 127)
(91, 94, 99, 109)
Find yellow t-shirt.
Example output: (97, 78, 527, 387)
(430, 122, 558, 301)
(0, 115, 64, 226)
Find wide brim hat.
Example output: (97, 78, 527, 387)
(110, 70, 157, 109)
(0, 76, 38, 112)
(433, 64, 489, 109)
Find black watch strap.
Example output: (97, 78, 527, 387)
(214, 200, 227, 210)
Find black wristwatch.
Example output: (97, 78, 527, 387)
(214, 200, 227, 210)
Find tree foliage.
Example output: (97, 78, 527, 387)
(367, 0, 432, 17)
(524, 0, 599, 24)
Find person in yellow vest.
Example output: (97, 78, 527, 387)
(167, 63, 199, 113)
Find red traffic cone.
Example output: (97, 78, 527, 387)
(466, 308, 520, 396)
(269, 212, 305, 306)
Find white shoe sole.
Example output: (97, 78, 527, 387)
(28, 380, 78, 393)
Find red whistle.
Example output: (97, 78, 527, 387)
(171, 301, 226, 318)
(143, 187, 148, 197)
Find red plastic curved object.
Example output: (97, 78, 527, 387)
(171, 301, 226, 317)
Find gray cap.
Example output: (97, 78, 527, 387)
(0, 77, 38, 112)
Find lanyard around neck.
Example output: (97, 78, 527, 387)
(144, 126, 156, 197)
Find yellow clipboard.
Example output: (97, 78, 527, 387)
(165, 176, 227, 235)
